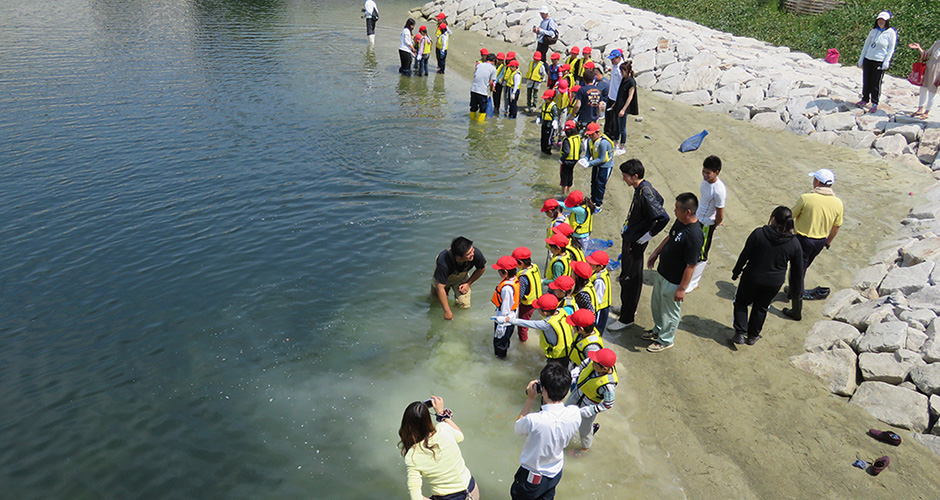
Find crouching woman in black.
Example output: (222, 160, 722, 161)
(730, 206, 803, 346)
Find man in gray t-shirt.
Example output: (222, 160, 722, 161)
(470, 54, 497, 122)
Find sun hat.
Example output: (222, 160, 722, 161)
(560, 63, 571, 71)
(563, 120, 577, 131)
(588, 348, 617, 368)
(548, 275, 575, 291)
(540, 198, 560, 212)
(492, 255, 518, 270)
(584, 61, 595, 69)
(414, 34, 422, 41)
(509, 60, 520, 67)
(557, 80, 569, 91)
(570, 46, 580, 55)
(540, 5, 550, 14)
(585, 122, 601, 134)
(550, 52, 561, 60)
(419, 25, 427, 32)
(533, 293, 559, 310)
(507, 51, 516, 59)
(566, 308, 596, 327)
(439, 23, 447, 30)
(586, 250, 610, 267)
(436, 13, 446, 20)
(545, 233, 569, 248)
(571, 261, 593, 279)
(480, 48, 489, 55)
(533, 52, 542, 61)
(564, 190, 584, 208)
(512, 247, 532, 260)
(542, 89, 556, 99)
(497, 52, 506, 60)
(571, 84, 581, 93)
(607, 49, 623, 60)
(877, 11, 891, 21)
(552, 222, 574, 237)
(809, 169, 835, 185)
(582, 47, 592, 54)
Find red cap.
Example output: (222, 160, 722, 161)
(586, 250, 610, 267)
(419, 25, 427, 32)
(509, 60, 520, 67)
(588, 348, 616, 367)
(533, 293, 559, 310)
(507, 51, 516, 59)
(414, 34, 423, 41)
(560, 63, 570, 71)
(571, 85, 581, 93)
(552, 222, 574, 237)
(571, 260, 593, 279)
(436, 13, 446, 20)
(570, 46, 580, 54)
(545, 233, 569, 248)
(512, 247, 532, 260)
(497, 52, 506, 60)
(564, 190, 583, 208)
(480, 48, 489, 55)
(564, 120, 577, 131)
(540, 198, 560, 212)
(439, 23, 447, 30)
(585, 122, 601, 134)
(533, 52, 542, 61)
(548, 275, 575, 291)
(492, 255, 518, 270)
(584, 61, 595, 69)
(583, 47, 592, 54)
(566, 308, 596, 327)
(557, 80, 569, 91)
(550, 52, 561, 60)
(542, 89, 555, 99)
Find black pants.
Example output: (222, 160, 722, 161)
(399, 50, 412, 75)
(540, 122, 553, 153)
(604, 99, 618, 138)
(510, 466, 561, 500)
(365, 17, 376, 36)
(469, 91, 488, 113)
(796, 234, 827, 290)
(493, 83, 503, 114)
(618, 239, 648, 324)
(494, 323, 515, 358)
(436, 48, 446, 74)
(507, 89, 519, 118)
(861, 58, 886, 105)
(733, 281, 780, 338)
(701, 224, 717, 261)
(536, 42, 549, 66)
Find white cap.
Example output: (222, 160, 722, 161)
(877, 11, 891, 21)
(540, 5, 550, 14)
(809, 169, 835, 185)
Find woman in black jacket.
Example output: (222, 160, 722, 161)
(730, 206, 803, 345)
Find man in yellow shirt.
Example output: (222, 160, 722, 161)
(792, 168, 843, 300)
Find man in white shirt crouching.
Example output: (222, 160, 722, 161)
(511, 363, 581, 500)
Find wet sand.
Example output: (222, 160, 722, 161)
(433, 23, 940, 499)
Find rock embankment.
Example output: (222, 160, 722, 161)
(413, 0, 940, 171)
(790, 183, 940, 454)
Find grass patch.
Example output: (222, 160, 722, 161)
(620, 0, 940, 80)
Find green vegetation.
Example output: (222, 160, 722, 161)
(620, 0, 940, 79)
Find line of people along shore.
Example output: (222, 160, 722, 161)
(395, 6, 848, 500)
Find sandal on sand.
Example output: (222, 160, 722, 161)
(640, 330, 658, 341)
(868, 429, 902, 446)
(869, 456, 889, 476)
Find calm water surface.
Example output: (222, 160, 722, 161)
(0, 1, 683, 498)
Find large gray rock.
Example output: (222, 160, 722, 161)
(912, 433, 940, 456)
(911, 287, 940, 315)
(900, 238, 940, 266)
(908, 328, 929, 351)
(835, 301, 896, 331)
(900, 308, 938, 329)
(879, 262, 935, 295)
(751, 112, 786, 130)
(918, 127, 940, 165)
(852, 264, 888, 290)
(718, 66, 753, 86)
(785, 115, 815, 136)
(883, 122, 924, 143)
(714, 84, 739, 105)
(738, 86, 764, 107)
(674, 89, 712, 106)
(850, 381, 930, 432)
(678, 64, 720, 93)
(635, 71, 657, 89)
(910, 363, 940, 395)
(808, 131, 839, 145)
(874, 134, 910, 156)
(789, 340, 858, 396)
(853, 321, 908, 353)
(804, 320, 862, 352)
(816, 112, 857, 132)
(856, 113, 890, 131)
(931, 394, 940, 419)
(909, 204, 940, 220)
(898, 219, 940, 239)
(730, 107, 751, 121)
(822, 288, 863, 319)
(632, 50, 656, 75)
(832, 130, 877, 150)
(858, 350, 924, 384)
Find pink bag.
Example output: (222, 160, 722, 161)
(909, 62, 926, 86)
(825, 49, 840, 64)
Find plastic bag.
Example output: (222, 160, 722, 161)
(909, 62, 926, 86)
(678, 130, 708, 153)
(486, 97, 494, 117)
(825, 48, 840, 64)
(582, 238, 613, 254)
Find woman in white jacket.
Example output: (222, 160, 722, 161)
(856, 11, 897, 113)
(909, 39, 940, 119)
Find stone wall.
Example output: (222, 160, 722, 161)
(413, 0, 940, 171)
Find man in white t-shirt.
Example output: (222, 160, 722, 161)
(687, 155, 726, 293)
(511, 363, 580, 500)
(470, 54, 497, 123)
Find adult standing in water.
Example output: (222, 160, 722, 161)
(399, 397, 481, 500)
(432, 237, 487, 320)
(532, 5, 558, 65)
(399, 18, 417, 76)
(856, 11, 897, 113)
(363, 0, 378, 45)
(469, 54, 497, 123)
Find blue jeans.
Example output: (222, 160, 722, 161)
(436, 49, 446, 73)
(590, 166, 612, 207)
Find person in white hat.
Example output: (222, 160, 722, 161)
(532, 6, 558, 65)
(791, 169, 843, 301)
(856, 11, 897, 113)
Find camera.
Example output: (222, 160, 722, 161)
(525, 381, 542, 395)
(423, 398, 433, 408)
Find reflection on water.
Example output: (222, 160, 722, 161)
(0, 0, 685, 498)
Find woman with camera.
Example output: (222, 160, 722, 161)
(399, 397, 480, 500)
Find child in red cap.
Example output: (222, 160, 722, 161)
(586, 250, 612, 333)
(504, 59, 522, 118)
(491, 255, 520, 358)
(566, 309, 603, 367)
(493, 52, 507, 115)
(562, 190, 595, 245)
(567, 347, 617, 453)
(571, 261, 599, 315)
(525, 52, 547, 110)
(578, 47, 593, 84)
(503, 293, 575, 363)
(513, 247, 542, 342)
(547, 52, 562, 89)
(538, 89, 558, 154)
(559, 120, 581, 196)
(541, 198, 568, 269)
(434, 18, 450, 74)
(548, 275, 577, 314)
(552, 222, 585, 262)
(543, 234, 572, 287)
(415, 27, 433, 76)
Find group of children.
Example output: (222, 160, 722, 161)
(487, 188, 616, 454)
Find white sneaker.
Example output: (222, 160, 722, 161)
(614, 148, 626, 156)
(607, 320, 634, 331)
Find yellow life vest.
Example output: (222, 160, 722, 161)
(562, 296, 576, 314)
(572, 58, 584, 79)
(563, 73, 575, 91)
(505, 67, 520, 89)
(561, 134, 581, 161)
(570, 333, 605, 367)
(422, 38, 433, 55)
(495, 63, 506, 84)
(546, 253, 571, 280)
(554, 91, 570, 112)
(541, 310, 574, 359)
(591, 269, 612, 309)
(566, 244, 585, 263)
(565, 55, 578, 68)
(566, 206, 593, 236)
(526, 60, 544, 82)
(491, 277, 520, 311)
(590, 133, 614, 163)
(577, 284, 599, 311)
(519, 265, 543, 305)
(435, 29, 448, 50)
(540, 101, 557, 121)
(576, 364, 618, 404)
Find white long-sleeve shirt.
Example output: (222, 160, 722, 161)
(859, 28, 897, 67)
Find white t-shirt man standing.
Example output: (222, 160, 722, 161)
(687, 155, 727, 293)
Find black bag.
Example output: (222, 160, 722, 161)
(544, 34, 558, 45)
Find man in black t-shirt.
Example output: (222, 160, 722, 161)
(644, 193, 704, 352)
(432, 236, 487, 320)
(572, 68, 603, 128)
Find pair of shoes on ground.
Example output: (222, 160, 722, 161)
(731, 333, 761, 345)
(640, 329, 672, 352)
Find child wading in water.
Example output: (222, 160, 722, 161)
(538, 89, 558, 154)
(491, 256, 520, 359)
(558, 121, 581, 196)
(513, 246, 542, 342)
